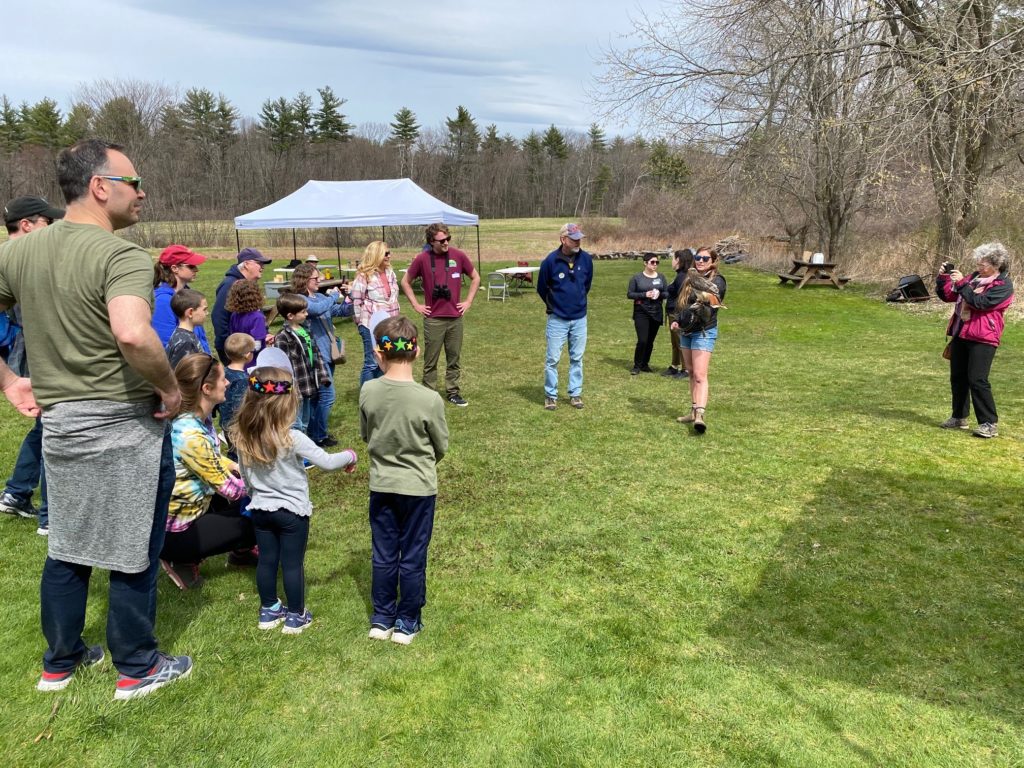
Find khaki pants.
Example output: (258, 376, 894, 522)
(422, 315, 463, 396)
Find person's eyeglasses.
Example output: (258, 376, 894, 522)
(32, 216, 53, 225)
(694, 255, 712, 262)
(98, 175, 143, 191)
(384, 251, 391, 257)
(648, 260, 659, 265)
(308, 277, 320, 282)
(433, 237, 451, 244)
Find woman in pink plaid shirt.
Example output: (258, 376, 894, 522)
(350, 241, 400, 387)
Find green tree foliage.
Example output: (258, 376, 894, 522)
(60, 103, 94, 146)
(259, 96, 301, 155)
(542, 125, 569, 161)
(313, 86, 352, 142)
(441, 106, 480, 207)
(0, 96, 26, 154)
(22, 99, 63, 149)
(646, 140, 690, 190)
(389, 107, 420, 146)
(292, 91, 314, 142)
(588, 123, 607, 153)
(92, 96, 149, 151)
(172, 88, 238, 150)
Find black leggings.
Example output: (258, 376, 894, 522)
(252, 508, 310, 612)
(633, 314, 662, 368)
(160, 494, 255, 564)
(949, 336, 998, 424)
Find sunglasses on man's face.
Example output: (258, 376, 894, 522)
(647, 260, 659, 265)
(433, 237, 451, 244)
(98, 175, 143, 191)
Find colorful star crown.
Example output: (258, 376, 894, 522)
(375, 334, 417, 353)
(248, 375, 293, 395)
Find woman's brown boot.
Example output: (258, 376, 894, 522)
(676, 407, 696, 424)
(693, 407, 706, 434)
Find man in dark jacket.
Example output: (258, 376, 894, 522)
(537, 223, 593, 411)
(212, 248, 271, 362)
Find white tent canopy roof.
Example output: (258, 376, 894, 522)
(234, 179, 479, 230)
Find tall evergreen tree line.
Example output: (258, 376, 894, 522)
(0, 82, 688, 224)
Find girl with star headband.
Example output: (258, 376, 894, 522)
(229, 366, 358, 635)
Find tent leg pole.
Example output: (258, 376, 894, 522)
(292, 228, 297, 261)
(476, 225, 481, 275)
(335, 228, 341, 271)
(235, 230, 240, 253)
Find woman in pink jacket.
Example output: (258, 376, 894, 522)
(936, 242, 1014, 438)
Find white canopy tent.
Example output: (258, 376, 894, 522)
(234, 179, 480, 270)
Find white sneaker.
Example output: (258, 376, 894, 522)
(368, 624, 393, 641)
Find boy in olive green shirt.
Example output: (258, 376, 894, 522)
(359, 315, 448, 645)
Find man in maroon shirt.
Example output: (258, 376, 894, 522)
(400, 223, 480, 406)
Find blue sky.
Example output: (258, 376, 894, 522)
(5, 0, 667, 138)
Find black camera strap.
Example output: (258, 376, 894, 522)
(430, 249, 448, 296)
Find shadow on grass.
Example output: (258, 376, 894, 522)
(712, 467, 1024, 724)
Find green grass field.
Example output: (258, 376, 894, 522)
(0, 254, 1021, 767)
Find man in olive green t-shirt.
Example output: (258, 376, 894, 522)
(0, 138, 193, 699)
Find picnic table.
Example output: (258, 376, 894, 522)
(778, 259, 850, 289)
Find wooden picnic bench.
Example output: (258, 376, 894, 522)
(778, 259, 850, 289)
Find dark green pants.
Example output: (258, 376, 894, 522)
(422, 315, 463, 396)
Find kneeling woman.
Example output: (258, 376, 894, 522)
(672, 247, 726, 433)
(160, 353, 256, 589)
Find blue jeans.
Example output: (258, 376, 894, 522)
(296, 396, 314, 436)
(358, 325, 383, 388)
(4, 416, 47, 527)
(368, 492, 435, 628)
(40, 428, 173, 678)
(252, 508, 310, 612)
(544, 315, 587, 399)
(308, 363, 335, 442)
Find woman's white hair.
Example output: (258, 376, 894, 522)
(971, 242, 1010, 272)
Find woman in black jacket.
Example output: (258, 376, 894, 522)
(626, 255, 669, 374)
(662, 248, 694, 379)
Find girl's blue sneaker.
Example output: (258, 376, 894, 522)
(282, 609, 313, 635)
(258, 601, 288, 630)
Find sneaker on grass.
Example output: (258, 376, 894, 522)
(114, 653, 192, 701)
(447, 394, 468, 407)
(282, 609, 313, 635)
(37, 644, 104, 692)
(569, 396, 584, 410)
(939, 416, 969, 429)
(368, 623, 394, 641)
(544, 397, 557, 411)
(973, 422, 998, 438)
(258, 601, 288, 630)
(0, 491, 36, 519)
(391, 618, 421, 645)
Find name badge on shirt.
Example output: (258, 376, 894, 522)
(653, 279, 662, 285)
(452, 272, 461, 278)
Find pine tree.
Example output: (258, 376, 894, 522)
(258, 97, 300, 155)
(542, 125, 569, 161)
(313, 86, 352, 142)
(21, 98, 63, 149)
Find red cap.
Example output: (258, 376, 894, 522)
(159, 245, 207, 267)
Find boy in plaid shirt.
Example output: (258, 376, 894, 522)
(274, 293, 329, 435)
